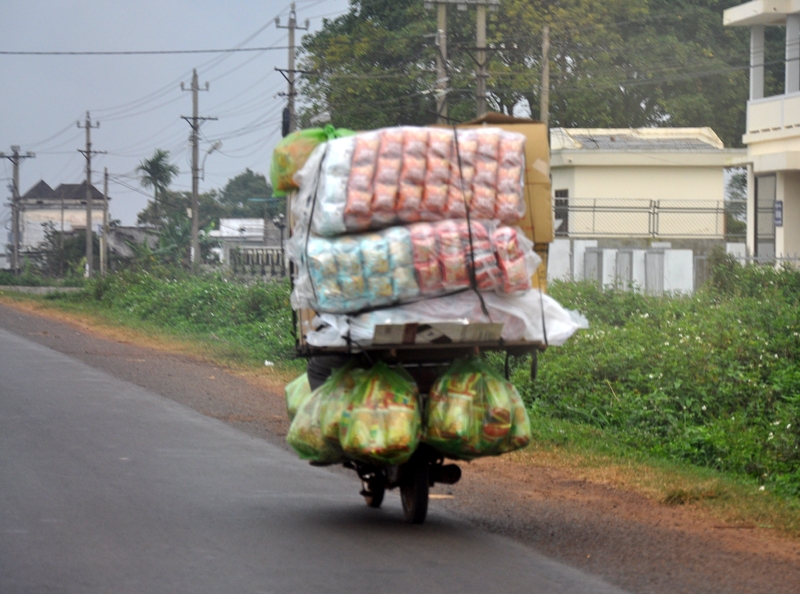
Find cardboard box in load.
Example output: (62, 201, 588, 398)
(532, 243, 549, 293)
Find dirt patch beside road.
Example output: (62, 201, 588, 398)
(1, 300, 798, 594)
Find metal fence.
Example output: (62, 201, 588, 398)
(694, 253, 800, 289)
(230, 247, 285, 277)
(556, 198, 746, 241)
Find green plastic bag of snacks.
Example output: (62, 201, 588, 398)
(339, 362, 421, 466)
(285, 372, 312, 421)
(287, 386, 344, 464)
(318, 365, 366, 443)
(424, 358, 531, 460)
(270, 125, 355, 196)
(286, 364, 365, 464)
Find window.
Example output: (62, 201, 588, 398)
(755, 175, 776, 258)
(554, 189, 569, 236)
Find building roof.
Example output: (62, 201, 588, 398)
(550, 127, 748, 168)
(21, 180, 54, 198)
(724, 1, 800, 28)
(551, 127, 726, 152)
(20, 180, 107, 203)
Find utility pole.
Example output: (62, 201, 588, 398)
(1, 146, 35, 275)
(476, 2, 487, 117)
(181, 69, 216, 271)
(100, 167, 109, 275)
(435, 3, 448, 123)
(276, 2, 309, 135)
(540, 25, 550, 125)
(77, 111, 104, 278)
(426, 1, 498, 118)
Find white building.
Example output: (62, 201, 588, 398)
(18, 180, 106, 253)
(208, 218, 285, 264)
(725, 1, 800, 258)
(550, 127, 746, 240)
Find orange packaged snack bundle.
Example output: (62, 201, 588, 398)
(372, 128, 404, 225)
(495, 132, 526, 222)
(446, 130, 477, 219)
(492, 227, 529, 293)
(397, 128, 429, 223)
(344, 132, 380, 230)
(421, 129, 453, 221)
(423, 358, 531, 460)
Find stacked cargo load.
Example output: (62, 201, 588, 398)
(279, 119, 586, 466)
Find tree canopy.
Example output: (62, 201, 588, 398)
(297, 0, 770, 147)
(136, 149, 179, 229)
(219, 168, 278, 219)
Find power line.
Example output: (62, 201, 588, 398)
(0, 45, 294, 56)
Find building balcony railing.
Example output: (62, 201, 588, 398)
(747, 92, 800, 136)
(555, 198, 744, 240)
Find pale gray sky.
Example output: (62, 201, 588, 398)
(0, 0, 351, 229)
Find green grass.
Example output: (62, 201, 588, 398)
(39, 267, 303, 373)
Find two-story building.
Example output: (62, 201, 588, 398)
(725, 1, 800, 259)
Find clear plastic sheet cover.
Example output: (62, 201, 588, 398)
(306, 290, 589, 349)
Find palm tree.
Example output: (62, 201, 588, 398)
(137, 149, 179, 229)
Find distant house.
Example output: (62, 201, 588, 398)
(725, 1, 800, 259)
(208, 218, 284, 264)
(549, 127, 746, 242)
(18, 180, 107, 253)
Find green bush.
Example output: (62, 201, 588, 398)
(63, 269, 296, 365)
(507, 262, 800, 499)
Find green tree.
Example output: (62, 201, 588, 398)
(298, 0, 754, 147)
(219, 169, 279, 218)
(136, 149, 179, 229)
(136, 189, 222, 267)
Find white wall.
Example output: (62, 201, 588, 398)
(664, 250, 694, 294)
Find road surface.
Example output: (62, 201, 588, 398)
(0, 327, 628, 593)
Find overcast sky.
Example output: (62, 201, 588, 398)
(0, 0, 351, 231)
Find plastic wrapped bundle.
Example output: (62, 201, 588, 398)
(285, 372, 312, 421)
(292, 220, 535, 314)
(339, 362, 422, 465)
(293, 126, 527, 236)
(315, 136, 357, 236)
(424, 358, 531, 460)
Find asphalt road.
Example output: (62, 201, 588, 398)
(0, 328, 629, 594)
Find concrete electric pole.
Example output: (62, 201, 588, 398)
(425, 1, 498, 119)
(100, 168, 109, 276)
(276, 2, 309, 135)
(540, 25, 550, 125)
(181, 69, 216, 271)
(78, 112, 104, 278)
(436, 3, 448, 123)
(1, 146, 35, 274)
